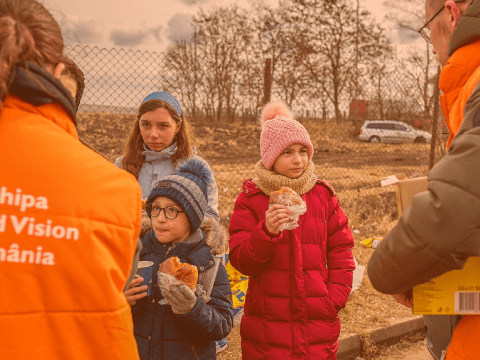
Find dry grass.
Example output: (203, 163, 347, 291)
(362, 330, 426, 360)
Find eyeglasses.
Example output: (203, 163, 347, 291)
(146, 204, 185, 220)
(418, 0, 464, 43)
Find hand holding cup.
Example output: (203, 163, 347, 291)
(124, 276, 148, 306)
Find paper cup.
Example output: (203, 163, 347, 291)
(135, 261, 154, 296)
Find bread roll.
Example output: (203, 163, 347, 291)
(269, 187, 303, 206)
(159, 257, 198, 290)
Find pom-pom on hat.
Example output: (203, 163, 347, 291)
(146, 158, 213, 233)
(259, 102, 314, 170)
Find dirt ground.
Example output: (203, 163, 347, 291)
(372, 337, 431, 360)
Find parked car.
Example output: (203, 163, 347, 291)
(359, 120, 432, 144)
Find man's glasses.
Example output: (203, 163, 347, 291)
(146, 204, 185, 220)
(418, 0, 464, 43)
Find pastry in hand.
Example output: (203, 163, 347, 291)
(159, 256, 198, 290)
(269, 187, 303, 206)
(269, 187, 307, 230)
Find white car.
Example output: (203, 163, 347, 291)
(359, 120, 432, 144)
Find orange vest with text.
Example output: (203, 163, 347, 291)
(0, 95, 142, 360)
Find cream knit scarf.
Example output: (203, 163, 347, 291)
(252, 160, 317, 196)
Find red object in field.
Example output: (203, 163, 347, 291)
(413, 119, 427, 129)
(349, 99, 370, 120)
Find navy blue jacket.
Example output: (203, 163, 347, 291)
(132, 225, 233, 360)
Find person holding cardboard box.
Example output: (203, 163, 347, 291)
(369, 1, 480, 359)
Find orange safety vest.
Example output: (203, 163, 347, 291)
(0, 95, 142, 359)
(439, 41, 480, 148)
(439, 41, 480, 360)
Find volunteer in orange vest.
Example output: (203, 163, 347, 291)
(368, 1, 480, 359)
(0, 1, 142, 359)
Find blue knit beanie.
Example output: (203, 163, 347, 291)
(141, 91, 182, 118)
(146, 158, 213, 233)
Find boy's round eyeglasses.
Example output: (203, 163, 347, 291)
(418, 0, 464, 43)
(146, 204, 185, 220)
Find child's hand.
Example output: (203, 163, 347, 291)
(265, 205, 291, 235)
(124, 276, 148, 306)
(161, 284, 197, 315)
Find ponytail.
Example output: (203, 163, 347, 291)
(0, 16, 34, 102)
(0, 0, 64, 105)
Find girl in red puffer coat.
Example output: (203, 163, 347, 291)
(229, 102, 355, 360)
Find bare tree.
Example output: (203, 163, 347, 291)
(163, 30, 203, 120)
(393, 44, 436, 127)
(194, 5, 250, 123)
(384, 0, 437, 125)
(287, 0, 391, 123)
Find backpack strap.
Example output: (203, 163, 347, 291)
(195, 257, 221, 303)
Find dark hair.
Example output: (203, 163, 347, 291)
(121, 99, 195, 179)
(0, 0, 64, 104)
(61, 56, 85, 110)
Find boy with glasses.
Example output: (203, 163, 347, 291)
(369, 1, 480, 359)
(124, 157, 233, 360)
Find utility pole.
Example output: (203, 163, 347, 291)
(429, 66, 441, 170)
(355, 0, 359, 100)
(263, 58, 272, 106)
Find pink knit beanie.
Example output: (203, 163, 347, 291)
(259, 102, 314, 170)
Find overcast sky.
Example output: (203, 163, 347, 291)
(44, 0, 423, 53)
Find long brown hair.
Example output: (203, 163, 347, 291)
(0, 0, 64, 104)
(62, 56, 85, 110)
(122, 99, 195, 179)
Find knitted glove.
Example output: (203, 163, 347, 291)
(161, 284, 197, 315)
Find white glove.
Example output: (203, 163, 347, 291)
(161, 284, 197, 315)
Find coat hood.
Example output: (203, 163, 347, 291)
(449, 0, 480, 57)
(201, 217, 229, 256)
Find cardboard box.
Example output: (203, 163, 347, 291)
(380, 175, 480, 315)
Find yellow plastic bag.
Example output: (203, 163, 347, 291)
(225, 261, 249, 316)
(360, 237, 383, 249)
(231, 279, 249, 310)
(226, 261, 248, 284)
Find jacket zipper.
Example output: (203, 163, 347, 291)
(165, 243, 177, 258)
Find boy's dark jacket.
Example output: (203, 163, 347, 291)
(132, 218, 233, 360)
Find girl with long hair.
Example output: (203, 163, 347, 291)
(115, 92, 219, 221)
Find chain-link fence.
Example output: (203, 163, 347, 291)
(65, 44, 448, 221)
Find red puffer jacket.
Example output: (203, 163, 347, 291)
(229, 179, 355, 360)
